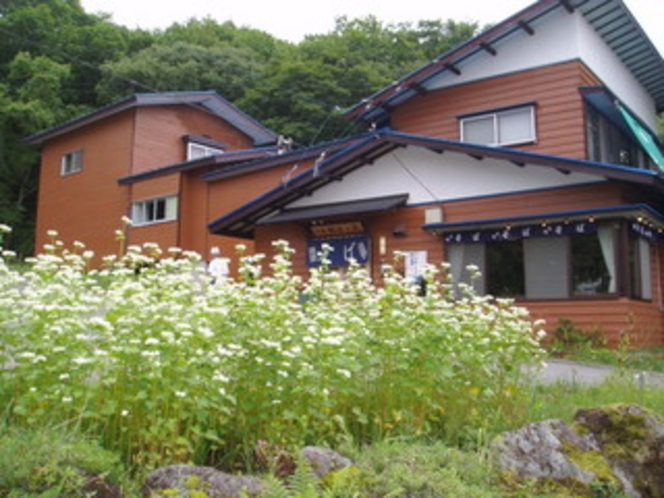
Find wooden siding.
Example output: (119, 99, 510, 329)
(391, 60, 601, 160)
(131, 106, 256, 175)
(527, 299, 664, 348)
(35, 111, 134, 258)
(251, 182, 664, 346)
(128, 221, 179, 251)
(442, 182, 624, 224)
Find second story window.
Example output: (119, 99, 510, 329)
(187, 142, 224, 160)
(61, 149, 83, 176)
(131, 195, 178, 226)
(460, 105, 536, 147)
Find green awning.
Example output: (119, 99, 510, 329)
(617, 103, 664, 173)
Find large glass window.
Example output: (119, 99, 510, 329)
(447, 222, 652, 301)
(571, 233, 612, 296)
(460, 106, 536, 146)
(586, 104, 649, 169)
(486, 240, 525, 297)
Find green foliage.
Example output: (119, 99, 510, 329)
(0, 426, 129, 497)
(0, 1, 477, 253)
(550, 318, 606, 357)
(0, 234, 544, 471)
(339, 439, 499, 497)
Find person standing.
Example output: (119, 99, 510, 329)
(207, 247, 230, 283)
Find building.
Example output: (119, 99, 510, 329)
(27, 91, 286, 261)
(209, 0, 664, 345)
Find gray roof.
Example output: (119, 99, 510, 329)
(345, 0, 664, 123)
(25, 91, 278, 147)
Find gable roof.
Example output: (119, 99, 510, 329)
(345, 0, 664, 124)
(25, 91, 278, 147)
(209, 128, 664, 238)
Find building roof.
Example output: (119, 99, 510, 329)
(345, 0, 664, 124)
(208, 128, 664, 238)
(25, 91, 278, 147)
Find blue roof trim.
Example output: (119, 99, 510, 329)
(208, 128, 664, 238)
(423, 203, 664, 232)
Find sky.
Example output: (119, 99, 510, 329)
(79, 0, 662, 55)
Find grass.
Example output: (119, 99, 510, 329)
(2, 375, 661, 497)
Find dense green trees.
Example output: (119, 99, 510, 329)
(0, 0, 480, 256)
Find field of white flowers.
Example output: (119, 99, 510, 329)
(0, 225, 545, 470)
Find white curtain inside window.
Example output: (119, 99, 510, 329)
(446, 242, 486, 297)
(524, 237, 569, 299)
(597, 225, 617, 293)
(639, 238, 652, 300)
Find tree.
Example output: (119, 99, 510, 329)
(97, 41, 268, 103)
(0, 53, 82, 256)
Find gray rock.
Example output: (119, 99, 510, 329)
(301, 446, 352, 478)
(492, 418, 599, 484)
(492, 404, 664, 498)
(143, 464, 264, 497)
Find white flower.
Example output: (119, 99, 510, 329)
(121, 410, 129, 417)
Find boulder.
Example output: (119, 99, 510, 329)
(301, 446, 353, 478)
(492, 404, 664, 497)
(143, 446, 352, 497)
(143, 464, 264, 497)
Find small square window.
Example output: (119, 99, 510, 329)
(61, 150, 83, 176)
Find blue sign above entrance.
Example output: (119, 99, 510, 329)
(307, 235, 370, 267)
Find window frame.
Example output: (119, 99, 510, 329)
(131, 195, 178, 226)
(447, 221, 652, 302)
(61, 149, 83, 176)
(187, 142, 224, 160)
(460, 104, 537, 147)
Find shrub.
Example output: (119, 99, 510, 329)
(0, 234, 545, 469)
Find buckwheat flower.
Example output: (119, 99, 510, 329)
(121, 410, 129, 417)
(62, 396, 73, 403)
(59, 373, 70, 380)
(82, 250, 94, 260)
(46, 229, 58, 238)
(0, 224, 11, 233)
(72, 357, 93, 365)
(145, 338, 160, 345)
(175, 390, 187, 398)
(337, 369, 352, 378)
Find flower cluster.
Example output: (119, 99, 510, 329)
(0, 235, 545, 467)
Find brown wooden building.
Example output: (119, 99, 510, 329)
(28, 0, 664, 345)
(210, 0, 664, 346)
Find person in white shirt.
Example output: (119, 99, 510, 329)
(207, 247, 229, 283)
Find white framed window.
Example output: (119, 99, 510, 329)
(187, 142, 224, 160)
(61, 149, 83, 176)
(131, 195, 178, 226)
(460, 106, 536, 146)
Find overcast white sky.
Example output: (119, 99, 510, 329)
(80, 0, 662, 54)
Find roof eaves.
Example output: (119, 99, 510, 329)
(118, 146, 278, 185)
